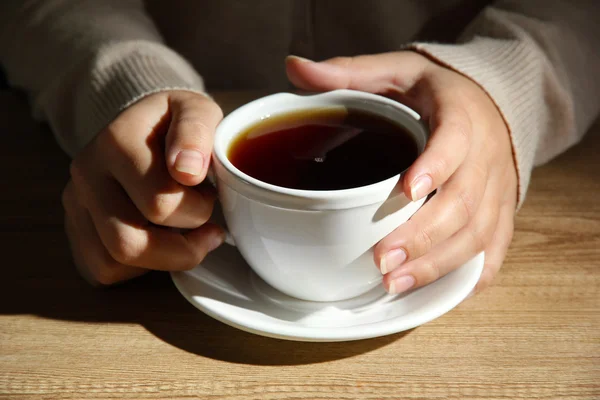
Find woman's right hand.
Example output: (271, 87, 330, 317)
(62, 91, 226, 285)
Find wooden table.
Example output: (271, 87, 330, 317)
(1, 90, 598, 400)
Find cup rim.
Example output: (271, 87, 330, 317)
(213, 89, 428, 210)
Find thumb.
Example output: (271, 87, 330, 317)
(165, 92, 223, 186)
(285, 52, 430, 93)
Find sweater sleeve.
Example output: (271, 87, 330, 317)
(409, 0, 600, 208)
(0, 0, 206, 157)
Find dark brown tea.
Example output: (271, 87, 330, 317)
(228, 108, 418, 191)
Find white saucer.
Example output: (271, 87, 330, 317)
(171, 246, 484, 342)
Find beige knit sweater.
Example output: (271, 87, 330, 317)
(1, 1, 599, 207)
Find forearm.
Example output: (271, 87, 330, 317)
(0, 0, 205, 156)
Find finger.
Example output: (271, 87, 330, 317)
(401, 88, 473, 201)
(70, 164, 225, 271)
(62, 181, 146, 285)
(375, 158, 489, 274)
(100, 111, 217, 229)
(285, 52, 430, 93)
(165, 92, 223, 186)
(113, 158, 216, 229)
(382, 176, 501, 294)
(475, 202, 515, 294)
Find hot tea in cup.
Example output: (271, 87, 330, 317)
(227, 107, 419, 191)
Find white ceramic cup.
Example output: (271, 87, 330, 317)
(212, 89, 429, 302)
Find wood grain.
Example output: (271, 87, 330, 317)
(0, 91, 598, 400)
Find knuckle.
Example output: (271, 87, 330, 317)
(471, 161, 489, 182)
(466, 209, 498, 253)
(177, 246, 205, 271)
(72, 249, 123, 286)
(183, 234, 214, 270)
(177, 116, 212, 134)
(416, 225, 436, 256)
(143, 193, 180, 225)
(91, 262, 124, 286)
(175, 116, 215, 149)
(469, 216, 494, 252)
(191, 203, 213, 227)
(467, 223, 487, 252)
(106, 226, 144, 265)
(420, 258, 442, 284)
(456, 189, 477, 221)
(428, 157, 449, 182)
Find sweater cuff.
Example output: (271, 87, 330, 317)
(42, 40, 207, 156)
(409, 38, 546, 210)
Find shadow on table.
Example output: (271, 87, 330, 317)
(2, 242, 408, 365)
(0, 90, 407, 366)
(2, 265, 408, 366)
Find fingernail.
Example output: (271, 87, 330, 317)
(286, 55, 313, 63)
(380, 248, 407, 274)
(208, 232, 225, 252)
(410, 175, 432, 201)
(175, 150, 204, 176)
(388, 275, 416, 294)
